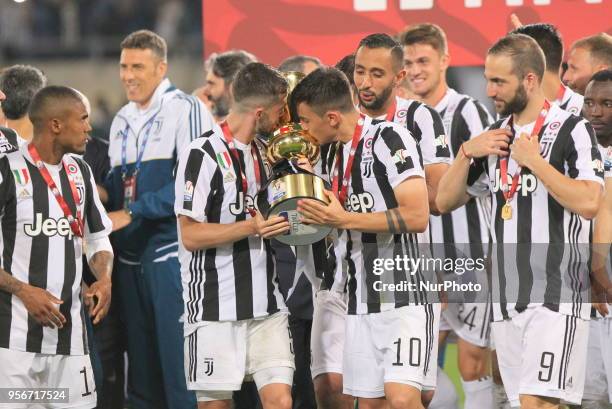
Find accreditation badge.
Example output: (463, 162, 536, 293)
(123, 175, 137, 208)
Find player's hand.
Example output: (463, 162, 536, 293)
(510, 13, 523, 29)
(462, 129, 512, 158)
(108, 209, 132, 232)
(293, 155, 315, 173)
(252, 212, 290, 239)
(511, 132, 542, 169)
(85, 276, 112, 324)
(16, 285, 66, 329)
(297, 190, 347, 228)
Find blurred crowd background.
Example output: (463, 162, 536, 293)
(0, 0, 204, 141)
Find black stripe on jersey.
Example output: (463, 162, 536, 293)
(515, 168, 534, 314)
(425, 104, 450, 159)
(423, 305, 433, 376)
(493, 160, 509, 319)
(403, 102, 427, 168)
(187, 250, 202, 322)
(558, 315, 570, 389)
(264, 240, 278, 315)
(568, 214, 583, 318)
(560, 116, 589, 179)
(377, 125, 414, 175)
(79, 299, 88, 354)
(56, 167, 78, 355)
(559, 315, 577, 390)
(74, 158, 105, 234)
(182, 147, 206, 211)
(405, 102, 422, 144)
(0, 127, 19, 154)
(351, 140, 380, 313)
(233, 150, 254, 320)
(252, 143, 268, 187)
(441, 215, 457, 260)
(544, 123, 567, 312)
(372, 128, 400, 209)
(346, 230, 358, 314)
(474, 101, 491, 129)
(26, 160, 49, 352)
(200, 143, 225, 321)
(0, 157, 17, 348)
(449, 97, 471, 156)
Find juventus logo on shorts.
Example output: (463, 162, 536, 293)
(204, 358, 214, 376)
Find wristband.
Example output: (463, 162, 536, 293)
(460, 143, 472, 159)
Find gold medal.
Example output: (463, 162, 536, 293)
(501, 203, 512, 220)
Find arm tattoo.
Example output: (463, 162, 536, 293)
(391, 208, 409, 233)
(385, 208, 410, 234)
(88, 251, 113, 281)
(385, 210, 397, 233)
(0, 269, 25, 295)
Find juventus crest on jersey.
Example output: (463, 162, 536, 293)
(467, 103, 604, 321)
(0, 145, 112, 355)
(174, 129, 286, 329)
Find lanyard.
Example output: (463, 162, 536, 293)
(220, 121, 261, 216)
(120, 113, 159, 180)
(28, 143, 83, 237)
(500, 100, 551, 204)
(332, 114, 365, 207)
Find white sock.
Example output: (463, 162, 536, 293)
(429, 367, 459, 409)
(461, 376, 494, 409)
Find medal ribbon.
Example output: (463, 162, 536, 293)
(500, 100, 551, 204)
(28, 143, 83, 237)
(220, 121, 261, 216)
(332, 114, 365, 206)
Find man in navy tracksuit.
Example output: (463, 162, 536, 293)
(104, 30, 214, 409)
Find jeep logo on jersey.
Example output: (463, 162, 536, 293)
(229, 192, 257, 215)
(491, 169, 537, 196)
(346, 192, 374, 212)
(24, 213, 73, 239)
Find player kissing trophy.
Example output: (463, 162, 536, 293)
(257, 71, 332, 245)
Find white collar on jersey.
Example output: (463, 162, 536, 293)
(434, 87, 457, 112)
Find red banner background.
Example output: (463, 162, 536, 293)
(202, 0, 611, 67)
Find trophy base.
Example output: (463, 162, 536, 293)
(258, 173, 332, 246)
(269, 198, 333, 246)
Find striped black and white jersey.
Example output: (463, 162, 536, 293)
(174, 129, 286, 331)
(328, 117, 430, 315)
(599, 143, 612, 180)
(0, 145, 112, 355)
(367, 96, 451, 167)
(556, 85, 584, 116)
(467, 103, 604, 321)
(429, 88, 493, 260)
(0, 127, 24, 154)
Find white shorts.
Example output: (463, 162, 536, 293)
(491, 307, 589, 407)
(184, 312, 295, 401)
(343, 304, 441, 398)
(584, 318, 612, 403)
(442, 302, 492, 347)
(0, 347, 96, 409)
(310, 289, 347, 379)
